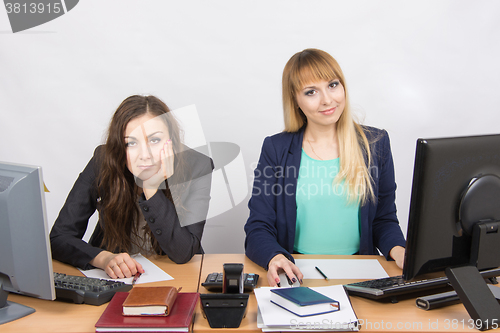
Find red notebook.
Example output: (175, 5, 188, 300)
(95, 292, 199, 332)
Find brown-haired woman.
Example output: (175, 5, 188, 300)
(50, 95, 213, 278)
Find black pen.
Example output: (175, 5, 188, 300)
(132, 272, 142, 285)
(315, 266, 329, 281)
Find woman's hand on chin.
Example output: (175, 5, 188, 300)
(142, 140, 174, 199)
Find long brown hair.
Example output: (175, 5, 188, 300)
(282, 49, 375, 205)
(97, 95, 188, 253)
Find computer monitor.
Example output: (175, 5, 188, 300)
(0, 162, 55, 325)
(402, 134, 500, 329)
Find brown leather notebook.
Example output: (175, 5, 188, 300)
(122, 286, 179, 316)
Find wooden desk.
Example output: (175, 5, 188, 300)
(3, 254, 202, 333)
(4, 254, 500, 332)
(194, 254, 500, 333)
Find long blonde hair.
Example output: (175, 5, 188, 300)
(282, 48, 374, 205)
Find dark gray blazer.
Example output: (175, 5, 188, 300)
(50, 145, 213, 269)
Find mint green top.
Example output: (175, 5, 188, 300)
(294, 150, 360, 254)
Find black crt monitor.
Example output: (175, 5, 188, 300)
(402, 134, 500, 330)
(0, 162, 55, 325)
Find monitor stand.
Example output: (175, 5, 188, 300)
(0, 282, 36, 325)
(454, 179, 500, 331)
(446, 265, 500, 331)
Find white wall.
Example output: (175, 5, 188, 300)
(1, 0, 499, 254)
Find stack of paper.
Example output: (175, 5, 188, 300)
(294, 259, 388, 280)
(255, 285, 359, 332)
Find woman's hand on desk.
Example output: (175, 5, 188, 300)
(267, 254, 303, 287)
(389, 246, 405, 269)
(90, 251, 145, 279)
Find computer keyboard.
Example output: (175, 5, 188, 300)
(54, 272, 132, 305)
(344, 275, 449, 300)
(344, 267, 500, 301)
(201, 272, 259, 292)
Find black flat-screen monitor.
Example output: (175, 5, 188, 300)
(402, 134, 500, 329)
(403, 134, 500, 280)
(0, 162, 55, 325)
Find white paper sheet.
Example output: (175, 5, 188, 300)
(257, 309, 357, 332)
(294, 259, 389, 280)
(78, 253, 173, 284)
(255, 285, 358, 331)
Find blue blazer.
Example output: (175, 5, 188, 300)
(244, 126, 406, 269)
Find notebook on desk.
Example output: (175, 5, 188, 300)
(255, 285, 358, 331)
(95, 291, 198, 332)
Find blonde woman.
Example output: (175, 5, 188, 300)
(244, 49, 405, 287)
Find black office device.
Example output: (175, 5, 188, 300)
(202, 272, 259, 292)
(199, 293, 249, 328)
(416, 290, 462, 311)
(416, 284, 500, 311)
(200, 263, 250, 328)
(345, 267, 500, 300)
(345, 275, 449, 299)
(403, 134, 500, 281)
(0, 162, 55, 325)
(53, 273, 132, 305)
(223, 263, 244, 293)
(346, 134, 500, 330)
(404, 134, 500, 330)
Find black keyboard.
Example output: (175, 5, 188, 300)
(344, 275, 449, 300)
(54, 272, 132, 305)
(344, 268, 500, 301)
(201, 272, 259, 292)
